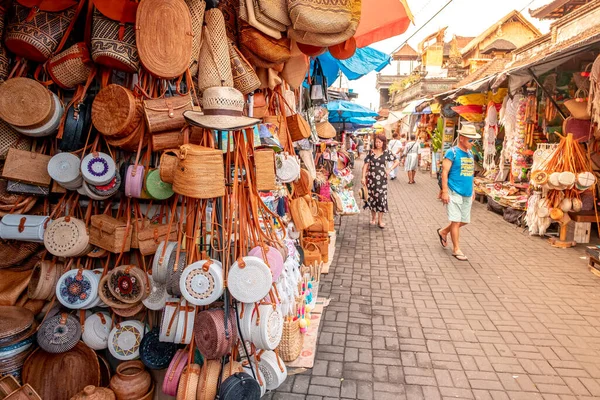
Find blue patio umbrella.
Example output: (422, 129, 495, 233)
(307, 46, 391, 87)
(329, 115, 376, 125)
(326, 100, 379, 119)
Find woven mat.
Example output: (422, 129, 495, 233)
(320, 232, 336, 275)
(285, 297, 329, 370)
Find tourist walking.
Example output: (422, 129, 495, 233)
(387, 133, 403, 180)
(361, 134, 399, 229)
(403, 135, 420, 184)
(356, 135, 365, 159)
(437, 125, 480, 261)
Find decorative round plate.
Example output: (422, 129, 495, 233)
(179, 259, 224, 306)
(81, 152, 116, 186)
(139, 328, 178, 370)
(37, 313, 81, 354)
(82, 312, 111, 351)
(108, 320, 145, 361)
(55, 269, 98, 310)
(228, 256, 273, 303)
(142, 273, 168, 310)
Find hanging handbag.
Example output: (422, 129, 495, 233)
(287, 0, 353, 34)
(137, 222, 178, 256)
(2, 148, 52, 187)
(172, 144, 225, 199)
(229, 42, 261, 95)
(239, 22, 291, 66)
(91, 0, 140, 72)
(0, 215, 49, 243)
(143, 94, 194, 134)
(253, 91, 268, 118)
(89, 214, 132, 253)
(219, 373, 261, 400)
(92, 84, 141, 138)
(310, 58, 327, 105)
(286, 113, 311, 142)
(196, 9, 234, 91)
(47, 43, 94, 90)
(4, 0, 83, 63)
(136, 0, 193, 79)
(289, 195, 315, 230)
(254, 148, 277, 191)
(239, 0, 282, 40)
(0, 45, 10, 81)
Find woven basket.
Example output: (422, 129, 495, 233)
(278, 318, 303, 362)
(185, 0, 205, 76)
(196, 360, 221, 400)
(197, 9, 234, 91)
(27, 260, 62, 301)
(5, 3, 78, 62)
(294, 169, 313, 196)
(92, 85, 138, 137)
(194, 309, 237, 360)
(0, 78, 54, 129)
(286, 114, 311, 141)
(255, 148, 276, 191)
(91, 9, 139, 73)
(229, 43, 261, 95)
(218, 0, 239, 44)
(282, 42, 309, 89)
(159, 150, 180, 184)
(0, 120, 31, 159)
(173, 144, 225, 199)
(287, 0, 353, 34)
(239, 23, 291, 65)
(47, 43, 93, 90)
(0, 45, 9, 81)
(176, 364, 200, 400)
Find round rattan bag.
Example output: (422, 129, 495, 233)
(44, 217, 90, 257)
(194, 309, 238, 360)
(108, 265, 147, 304)
(37, 313, 81, 353)
(139, 328, 178, 370)
(228, 256, 272, 303)
(196, 359, 221, 400)
(179, 259, 224, 306)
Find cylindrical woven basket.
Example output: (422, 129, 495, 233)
(172, 144, 225, 199)
(229, 42, 260, 95)
(28, 260, 62, 301)
(197, 9, 233, 91)
(185, 0, 205, 76)
(254, 148, 276, 191)
(278, 318, 303, 362)
(47, 43, 93, 90)
(193, 309, 237, 360)
(290, 196, 316, 230)
(176, 364, 200, 400)
(92, 84, 138, 137)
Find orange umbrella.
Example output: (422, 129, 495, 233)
(355, 0, 414, 48)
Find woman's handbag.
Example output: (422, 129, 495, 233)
(4, 0, 83, 62)
(0, 215, 49, 243)
(44, 216, 91, 257)
(239, 23, 291, 66)
(143, 94, 194, 134)
(196, 9, 234, 91)
(310, 58, 327, 105)
(47, 43, 94, 90)
(91, 0, 140, 72)
(289, 195, 315, 230)
(137, 223, 178, 256)
(287, 0, 353, 34)
(229, 42, 261, 95)
(254, 148, 277, 191)
(172, 144, 225, 199)
(89, 214, 132, 253)
(92, 84, 141, 138)
(286, 113, 311, 141)
(2, 148, 52, 187)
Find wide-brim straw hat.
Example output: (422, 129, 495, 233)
(316, 121, 336, 139)
(457, 124, 481, 139)
(183, 86, 259, 131)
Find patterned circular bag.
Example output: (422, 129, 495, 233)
(37, 313, 81, 354)
(108, 265, 147, 304)
(139, 328, 178, 370)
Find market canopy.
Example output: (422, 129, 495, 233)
(400, 98, 432, 115)
(326, 100, 378, 119)
(313, 46, 391, 87)
(329, 115, 376, 125)
(355, 0, 414, 48)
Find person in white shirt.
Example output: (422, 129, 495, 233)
(387, 132, 403, 180)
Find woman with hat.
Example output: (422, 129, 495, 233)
(361, 134, 399, 229)
(437, 124, 481, 261)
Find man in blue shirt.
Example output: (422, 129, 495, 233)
(437, 125, 480, 261)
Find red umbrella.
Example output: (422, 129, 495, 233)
(355, 0, 413, 48)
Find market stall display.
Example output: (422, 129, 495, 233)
(0, 0, 374, 398)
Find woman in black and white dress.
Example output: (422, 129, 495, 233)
(361, 134, 399, 229)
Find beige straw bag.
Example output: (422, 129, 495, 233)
(176, 364, 200, 400)
(254, 148, 276, 191)
(197, 360, 221, 400)
(173, 144, 225, 199)
(197, 9, 234, 91)
(185, 0, 206, 76)
(159, 149, 180, 184)
(278, 317, 303, 362)
(229, 42, 261, 95)
(47, 43, 94, 90)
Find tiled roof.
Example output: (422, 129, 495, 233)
(481, 39, 517, 54)
(456, 58, 509, 87)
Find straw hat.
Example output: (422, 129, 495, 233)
(316, 121, 336, 139)
(183, 86, 259, 131)
(457, 124, 481, 139)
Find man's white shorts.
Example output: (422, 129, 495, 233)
(447, 190, 473, 223)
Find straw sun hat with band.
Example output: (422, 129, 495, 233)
(183, 86, 260, 131)
(456, 124, 481, 139)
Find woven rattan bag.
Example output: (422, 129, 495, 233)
(197, 9, 233, 91)
(255, 0, 290, 31)
(92, 84, 140, 138)
(159, 150, 179, 184)
(5, 0, 83, 63)
(176, 364, 200, 400)
(229, 43, 261, 95)
(143, 94, 194, 134)
(278, 318, 303, 362)
(287, 0, 353, 34)
(91, 0, 139, 73)
(239, 23, 291, 66)
(289, 195, 315, 230)
(254, 148, 277, 191)
(173, 144, 225, 199)
(0, 45, 10, 81)
(47, 43, 93, 90)
(89, 214, 132, 254)
(136, 0, 193, 79)
(287, 113, 311, 141)
(0, 121, 31, 160)
(185, 0, 205, 75)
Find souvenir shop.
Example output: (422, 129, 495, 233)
(435, 39, 600, 248)
(0, 0, 363, 399)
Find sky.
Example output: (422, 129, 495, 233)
(346, 0, 555, 110)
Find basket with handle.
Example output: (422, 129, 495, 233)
(278, 316, 303, 362)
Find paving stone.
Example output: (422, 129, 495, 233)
(273, 166, 600, 399)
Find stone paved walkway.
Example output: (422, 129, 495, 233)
(271, 161, 600, 400)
